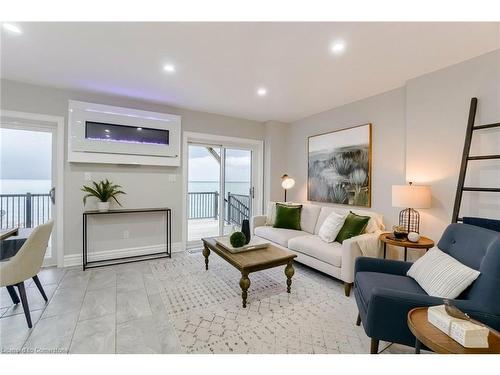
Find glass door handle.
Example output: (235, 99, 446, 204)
(250, 187, 255, 198)
(49, 187, 56, 204)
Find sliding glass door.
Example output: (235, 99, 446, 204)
(187, 143, 255, 247)
(222, 148, 252, 236)
(187, 144, 221, 242)
(0, 125, 57, 265)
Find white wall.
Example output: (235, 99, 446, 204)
(406, 49, 500, 240)
(287, 87, 407, 231)
(286, 49, 500, 248)
(263, 121, 289, 202)
(1, 79, 264, 262)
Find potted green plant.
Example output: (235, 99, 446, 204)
(81, 179, 126, 212)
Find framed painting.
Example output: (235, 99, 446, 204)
(308, 123, 372, 207)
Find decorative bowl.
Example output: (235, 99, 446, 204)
(392, 225, 408, 240)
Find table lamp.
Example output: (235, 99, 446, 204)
(392, 182, 431, 233)
(281, 174, 295, 202)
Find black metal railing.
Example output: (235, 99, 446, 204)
(225, 193, 250, 226)
(0, 193, 52, 229)
(188, 191, 219, 220)
(187, 191, 250, 226)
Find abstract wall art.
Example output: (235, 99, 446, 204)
(308, 123, 371, 207)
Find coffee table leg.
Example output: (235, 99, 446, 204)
(415, 338, 421, 354)
(239, 271, 251, 308)
(285, 261, 295, 293)
(202, 245, 210, 270)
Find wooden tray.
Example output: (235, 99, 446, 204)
(214, 236, 269, 253)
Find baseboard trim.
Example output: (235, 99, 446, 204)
(63, 242, 183, 268)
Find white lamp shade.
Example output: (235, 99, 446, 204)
(281, 177, 295, 190)
(392, 184, 431, 208)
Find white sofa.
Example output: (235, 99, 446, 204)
(251, 202, 384, 296)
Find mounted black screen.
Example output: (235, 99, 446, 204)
(85, 121, 169, 145)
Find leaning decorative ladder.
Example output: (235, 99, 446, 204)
(452, 97, 500, 223)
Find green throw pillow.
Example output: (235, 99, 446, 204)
(335, 211, 370, 243)
(273, 203, 302, 230)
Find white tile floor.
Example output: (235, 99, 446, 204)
(0, 251, 421, 354)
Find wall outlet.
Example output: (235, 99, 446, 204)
(123, 230, 130, 239)
(84, 172, 92, 181)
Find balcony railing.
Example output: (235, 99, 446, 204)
(188, 191, 219, 220)
(187, 191, 250, 226)
(226, 193, 250, 226)
(0, 193, 52, 229)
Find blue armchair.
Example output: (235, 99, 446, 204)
(354, 223, 500, 353)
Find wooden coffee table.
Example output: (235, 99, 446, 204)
(407, 307, 500, 354)
(202, 238, 297, 308)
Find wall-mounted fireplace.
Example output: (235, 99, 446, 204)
(68, 100, 181, 166)
(85, 121, 169, 146)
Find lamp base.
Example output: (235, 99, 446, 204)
(399, 208, 420, 233)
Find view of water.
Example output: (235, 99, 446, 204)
(188, 181, 251, 196)
(0, 179, 52, 194)
(0, 179, 251, 196)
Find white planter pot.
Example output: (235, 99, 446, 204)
(97, 201, 110, 212)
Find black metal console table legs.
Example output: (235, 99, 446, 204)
(82, 207, 172, 270)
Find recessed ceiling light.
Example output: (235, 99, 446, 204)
(330, 41, 346, 55)
(2, 23, 22, 34)
(257, 87, 267, 97)
(137, 127, 142, 131)
(163, 64, 176, 73)
(104, 129, 110, 133)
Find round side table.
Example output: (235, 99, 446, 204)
(407, 307, 500, 354)
(379, 232, 434, 262)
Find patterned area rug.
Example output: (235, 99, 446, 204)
(149, 252, 411, 354)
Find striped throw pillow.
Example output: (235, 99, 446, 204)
(407, 247, 481, 298)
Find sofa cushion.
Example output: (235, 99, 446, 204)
(274, 203, 302, 230)
(254, 226, 308, 247)
(288, 235, 342, 267)
(318, 211, 346, 243)
(335, 211, 371, 244)
(299, 204, 322, 234)
(355, 271, 426, 308)
(266, 202, 321, 234)
(407, 247, 481, 299)
(315, 206, 384, 235)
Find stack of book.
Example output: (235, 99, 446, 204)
(427, 305, 489, 348)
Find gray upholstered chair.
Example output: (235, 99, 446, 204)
(0, 220, 54, 328)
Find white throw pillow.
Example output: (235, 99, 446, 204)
(318, 211, 347, 243)
(266, 202, 277, 225)
(407, 247, 481, 298)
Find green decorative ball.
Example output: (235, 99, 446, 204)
(230, 231, 246, 248)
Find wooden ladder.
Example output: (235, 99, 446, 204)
(452, 97, 500, 223)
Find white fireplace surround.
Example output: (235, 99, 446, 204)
(67, 100, 181, 166)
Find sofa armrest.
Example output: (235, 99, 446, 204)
(355, 257, 413, 277)
(251, 215, 267, 233)
(340, 232, 380, 283)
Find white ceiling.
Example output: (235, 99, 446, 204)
(1, 22, 499, 122)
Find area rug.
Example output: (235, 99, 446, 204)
(149, 252, 410, 354)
